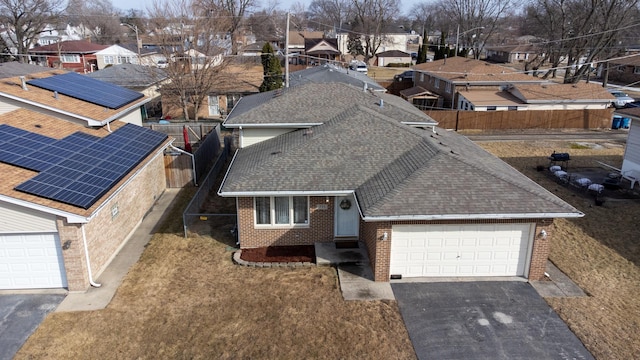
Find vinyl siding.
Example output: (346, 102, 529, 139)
(0, 201, 58, 233)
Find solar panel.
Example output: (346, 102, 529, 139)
(15, 123, 168, 209)
(26, 72, 144, 109)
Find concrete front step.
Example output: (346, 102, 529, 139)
(315, 242, 370, 266)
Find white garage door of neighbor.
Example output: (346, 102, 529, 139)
(0, 233, 67, 289)
(390, 223, 533, 278)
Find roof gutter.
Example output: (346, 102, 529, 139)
(222, 123, 322, 129)
(402, 121, 439, 127)
(362, 212, 584, 222)
(218, 190, 354, 197)
(98, 97, 153, 126)
(0, 194, 89, 223)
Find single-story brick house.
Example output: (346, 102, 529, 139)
(218, 83, 583, 281)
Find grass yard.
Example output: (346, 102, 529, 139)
(16, 139, 640, 359)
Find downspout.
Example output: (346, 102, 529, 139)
(81, 224, 102, 288)
(169, 144, 197, 186)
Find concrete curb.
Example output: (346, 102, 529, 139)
(232, 250, 315, 268)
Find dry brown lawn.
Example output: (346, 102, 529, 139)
(16, 139, 640, 359)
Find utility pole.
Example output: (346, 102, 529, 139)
(285, 12, 290, 88)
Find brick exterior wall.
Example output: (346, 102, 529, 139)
(237, 195, 556, 283)
(56, 153, 166, 292)
(237, 196, 335, 248)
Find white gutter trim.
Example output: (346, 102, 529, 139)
(223, 123, 322, 129)
(0, 194, 88, 223)
(169, 144, 197, 186)
(100, 97, 152, 125)
(218, 190, 354, 197)
(402, 121, 440, 126)
(81, 224, 102, 288)
(87, 141, 172, 221)
(217, 149, 239, 196)
(362, 212, 584, 222)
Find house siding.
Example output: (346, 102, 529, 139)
(56, 152, 166, 291)
(622, 122, 640, 175)
(0, 202, 58, 233)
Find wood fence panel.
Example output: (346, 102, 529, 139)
(164, 154, 193, 188)
(423, 109, 613, 130)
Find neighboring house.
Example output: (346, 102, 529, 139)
(36, 23, 84, 46)
(117, 43, 165, 68)
(413, 57, 548, 108)
(0, 70, 150, 126)
(602, 54, 640, 85)
(375, 50, 412, 67)
(288, 64, 386, 92)
(0, 109, 170, 291)
(614, 107, 640, 187)
(457, 82, 615, 111)
(95, 44, 139, 69)
(285, 31, 324, 65)
(86, 64, 169, 118)
(305, 38, 341, 65)
(223, 82, 435, 148)
(485, 43, 544, 64)
(161, 65, 262, 120)
(336, 32, 422, 57)
(28, 40, 108, 73)
(218, 82, 583, 282)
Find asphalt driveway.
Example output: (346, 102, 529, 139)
(0, 294, 65, 360)
(391, 281, 593, 360)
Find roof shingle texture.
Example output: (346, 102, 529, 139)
(414, 57, 546, 83)
(220, 103, 580, 218)
(224, 82, 436, 126)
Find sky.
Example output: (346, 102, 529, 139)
(110, 0, 423, 16)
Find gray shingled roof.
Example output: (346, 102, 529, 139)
(224, 82, 436, 127)
(219, 104, 582, 219)
(288, 64, 385, 92)
(0, 62, 51, 79)
(86, 64, 167, 88)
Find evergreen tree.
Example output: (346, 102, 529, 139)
(347, 32, 365, 57)
(259, 42, 283, 92)
(417, 28, 427, 64)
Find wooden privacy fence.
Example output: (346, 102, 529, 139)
(424, 108, 614, 131)
(145, 122, 222, 188)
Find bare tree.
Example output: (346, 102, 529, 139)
(149, 0, 232, 121)
(204, 0, 256, 54)
(308, 0, 352, 32)
(0, 0, 64, 62)
(351, 0, 400, 62)
(525, 0, 640, 83)
(435, 0, 513, 59)
(65, 0, 123, 44)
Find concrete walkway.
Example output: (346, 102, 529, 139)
(56, 188, 181, 312)
(529, 262, 587, 297)
(315, 242, 394, 301)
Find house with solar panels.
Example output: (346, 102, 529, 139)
(0, 70, 151, 126)
(0, 70, 173, 291)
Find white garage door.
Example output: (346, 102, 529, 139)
(0, 233, 67, 289)
(390, 223, 533, 278)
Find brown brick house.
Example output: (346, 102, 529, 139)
(0, 71, 170, 292)
(218, 82, 583, 282)
(29, 40, 108, 73)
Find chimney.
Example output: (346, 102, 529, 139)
(19, 76, 27, 91)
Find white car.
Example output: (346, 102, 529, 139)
(608, 89, 635, 108)
(349, 61, 368, 74)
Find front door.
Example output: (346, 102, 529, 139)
(334, 195, 359, 237)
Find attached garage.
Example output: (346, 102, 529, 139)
(390, 223, 534, 278)
(0, 233, 67, 289)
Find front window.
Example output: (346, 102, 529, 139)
(255, 196, 309, 227)
(104, 55, 115, 65)
(434, 78, 440, 89)
(118, 56, 133, 64)
(60, 54, 80, 63)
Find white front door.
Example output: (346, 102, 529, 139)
(0, 233, 67, 289)
(208, 95, 220, 116)
(334, 195, 359, 237)
(390, 223, 533, 278)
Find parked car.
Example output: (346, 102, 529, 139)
(394, 70, 415, 82)
(608, 89, 635, 108)
(349, 60, 368, 74)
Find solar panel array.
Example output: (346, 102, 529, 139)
(0, 123, 167, 209)
(26, 72, 145, 109)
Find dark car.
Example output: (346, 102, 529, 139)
(394, 70, 414, 82)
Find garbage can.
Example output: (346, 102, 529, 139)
(621, 117, 631, 129)
(612, 115, 622, 129)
